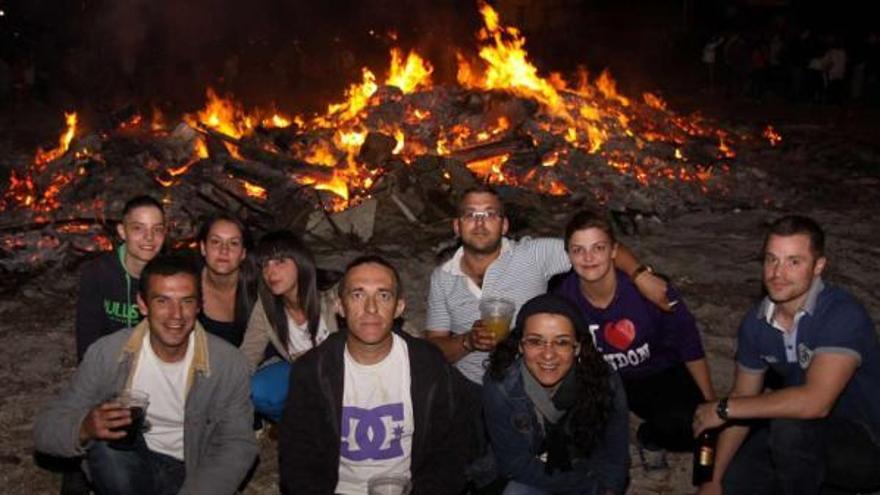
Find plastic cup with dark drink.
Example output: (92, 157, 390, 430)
(367, 475, 412, 495)
(479, 297, 516, 343)
(109, 389, 149, 450)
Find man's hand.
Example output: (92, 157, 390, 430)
(468, 319, 498, 352)
(696, 481, 723, 495)
(633, 272, 672, 312)
(79, 401, 132, 444)
(693, 400, 725, 436)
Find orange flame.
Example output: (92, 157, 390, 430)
(642, 92, 667, 110)
(458, 2, 564, 112)
(35, 112, 77, 167)
(242, 181, 268, 200)
(324, 68, 379, 123)
(386, 48, 434, 93)
(186, 88, 251, 138)
(466, 153, 509, 184)
(3, 2, 744, 225)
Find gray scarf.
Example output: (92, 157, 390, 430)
(520, 360, 565, 424)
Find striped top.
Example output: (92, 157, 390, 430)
(426, 237, 570, 383)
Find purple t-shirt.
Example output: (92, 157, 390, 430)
(553, 269, 705, 379)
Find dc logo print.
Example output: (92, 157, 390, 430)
(340, 403, 405, 461)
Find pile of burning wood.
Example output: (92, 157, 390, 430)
(0, 2, 783, 275)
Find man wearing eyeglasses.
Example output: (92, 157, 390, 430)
(426, 185, 672, 387)
(424, 185, 671, 489)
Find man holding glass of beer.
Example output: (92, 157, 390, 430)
(34, 255, 257, 495)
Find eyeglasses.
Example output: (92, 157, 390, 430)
(521, 336, 577, 352)
(460, 210, 503, 223)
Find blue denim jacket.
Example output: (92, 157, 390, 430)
(482, 360, 630, 494)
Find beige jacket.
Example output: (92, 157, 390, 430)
(239, 290, 339, 372)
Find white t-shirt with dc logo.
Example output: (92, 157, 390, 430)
(335, 333, 413, 494)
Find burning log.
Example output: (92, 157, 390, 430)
(198, 126, 332, 178)
(357, 132, 398, 170)
(448, 135, 534, 164)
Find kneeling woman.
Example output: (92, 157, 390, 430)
(484, 294, 629, 495)
(240, 231, 338, 422)
(554, 210, 714, 465)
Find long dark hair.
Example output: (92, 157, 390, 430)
(488, 294, 613, 453)
(198, 213, 258, 332)
(253, 230, 321, 347)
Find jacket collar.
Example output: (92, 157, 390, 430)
(757, 277, 825, 325)
(119, 319, 212, 391)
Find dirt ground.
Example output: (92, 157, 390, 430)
(1, 98, 879, 494)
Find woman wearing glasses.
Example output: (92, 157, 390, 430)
(483, 294, 629, 495)
(552, 210, 714, 470)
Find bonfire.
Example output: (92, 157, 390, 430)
(0, 1, 782, 273)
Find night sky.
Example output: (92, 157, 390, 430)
(0, 0, 875, 116)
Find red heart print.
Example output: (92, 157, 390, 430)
(603, 319, 636, 351)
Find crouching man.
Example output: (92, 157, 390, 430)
(34, 255, 258, 495)
(693, 216, 880, 495)
(279, 255, 468, 494)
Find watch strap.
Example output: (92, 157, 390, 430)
(716, 397, 729, 421)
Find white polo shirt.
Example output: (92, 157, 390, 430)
(426, 237, 570, 383)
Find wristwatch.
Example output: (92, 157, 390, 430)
(716, 397, 730, 421)
(631, 264, 654, 280)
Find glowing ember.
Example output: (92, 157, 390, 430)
(392, 129, 405, 154)
(643, 92, 668, 111)
(266, 114, 292, 128)
(466, 154, 510, 184)
(718, 134, 736, 159)
(242, 181, 268, 200)
(763, 125, 782, 146)
(5, 170, 36, 208)
(542, 151, 560, 167)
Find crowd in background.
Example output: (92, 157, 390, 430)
(701, 17, 880, 105)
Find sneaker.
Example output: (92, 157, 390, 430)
(636, 430, 668, 471)
(638, 442, 668, 471)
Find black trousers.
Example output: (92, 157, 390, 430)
(623, 364, 704, 452)
(724, 417, 880, 495)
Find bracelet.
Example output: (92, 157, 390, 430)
(631, 264, 654, 281)
(716, 397, 729, 421)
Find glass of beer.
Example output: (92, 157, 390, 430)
(109, 389, 149, 450)
(479, 297, 516, 342)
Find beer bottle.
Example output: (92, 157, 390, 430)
(692, 429, 716, 486)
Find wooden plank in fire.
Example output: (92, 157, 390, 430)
(196, 126, 333, 179)
(448, 135, 535, 164)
